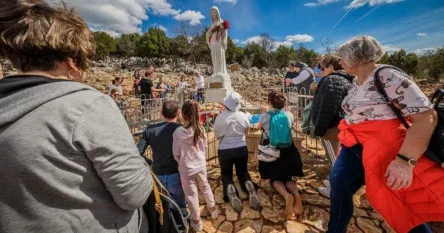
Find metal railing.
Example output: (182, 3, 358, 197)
(127, 83, 329, 175)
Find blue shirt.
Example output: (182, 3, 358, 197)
(314, 67, 322, 83)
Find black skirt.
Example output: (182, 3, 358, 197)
(258, 139, 304, 182)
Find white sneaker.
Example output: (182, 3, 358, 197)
(318, 186, 331, 199)
(191, 219, 203, 232)
(227, 184, 243, 213)
(208, 205, 219, 219)
(323, 180, 330, 188)
(245, 180, 260, 211)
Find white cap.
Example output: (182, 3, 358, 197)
(223, 92, 242, 111)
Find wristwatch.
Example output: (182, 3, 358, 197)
(397, 154, 417, 167)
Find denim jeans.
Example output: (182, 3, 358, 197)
(327, 144, 431, 233)
(157, 173, 186, 208)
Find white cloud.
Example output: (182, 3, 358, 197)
(382, 45, 401, 53)
(241, 34, 314, 48)
(90, 28, 120, 37)
(411, 47, 438, 55)
(157, 25, 168, 32)
(232, 39, 241, 44)
(272, 41, 293, 50)
(304, 0, 340, 7)
(241, 36, 262, 45)
(46, 0, 205, 34)
(285, 34, 314, 43)
(214, 0, 238, 5)
(174, 10, 205, 25)
(346, 0, 404, 9)
(417, 33, 427, 37)
(147, 0, 179, 15)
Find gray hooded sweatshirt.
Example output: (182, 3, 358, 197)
(0, 76, 152, 233)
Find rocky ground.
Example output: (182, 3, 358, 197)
(2, 59, 443, 232)
(200, 143, 444, 233)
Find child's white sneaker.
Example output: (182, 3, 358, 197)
(208, 205, 219, 219)
(191, 219, 203, 232)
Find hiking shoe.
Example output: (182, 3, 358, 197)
(318, 186, 331, 199)
(227, 184, 243, 213)
(191, 219, 203, 232)
(208, 205, 219, 219)
(245, 180, 260, 210)
(323, 180, 330, 188)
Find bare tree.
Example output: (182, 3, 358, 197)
(174, 21, 191, 38)
(319, 36, 336, 54)
(174, 23, 206, 66)
(259, 32, 275, 52)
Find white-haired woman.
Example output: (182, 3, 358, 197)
(327, 36, 444, 233)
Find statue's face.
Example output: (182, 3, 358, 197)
(211, 9, 218, 20)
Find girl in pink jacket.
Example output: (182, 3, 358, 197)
(173, 100, 218, 232)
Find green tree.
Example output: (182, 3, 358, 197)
(226, 36, 244, 64)
(419, 47, 444, 81)
(93, 31, 117, 60)
(170, 35, 191, 60)
(294, 44, 318, 67)
(270, 45, 296, 68)
(116, 33, 141, 57)
(387, 49, 418, 75)
(189, 27, 211, 65)
(379, 52, 390, 64)
(136, 28, 170, 58)
(244, 42, 268, 68)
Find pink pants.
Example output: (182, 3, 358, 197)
(180, 169, 216, 220)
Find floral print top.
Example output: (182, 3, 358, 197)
(342, 67, 432, 125)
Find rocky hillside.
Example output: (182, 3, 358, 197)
(2, 58, 440, 104)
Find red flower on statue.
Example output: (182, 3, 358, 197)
(223, 20, 230, 30)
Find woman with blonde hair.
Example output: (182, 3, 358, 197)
(327, 35, 444, 233)
(0, 1, 152, 232)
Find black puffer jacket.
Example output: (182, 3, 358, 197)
(311, 71, 354, 137)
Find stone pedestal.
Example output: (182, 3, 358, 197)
(205, 72, 234, 103)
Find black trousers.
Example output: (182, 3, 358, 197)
(140, 95, 153, 116)
(218, 146, 256, 202)
(197, 88, 205, 103)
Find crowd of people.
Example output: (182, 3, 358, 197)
(105, 64, 207, 121)
(1, 1, 444, 233)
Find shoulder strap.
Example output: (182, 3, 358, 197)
(218, 135, 225, 146)
(431, 89, 444, 105)
(150, 171, 165, 225)
(373, 65, 410, 129)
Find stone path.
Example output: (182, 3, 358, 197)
(198, 149, 444, 233)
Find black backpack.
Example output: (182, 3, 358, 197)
(374, 65, 444, 168)
(144, 172, 190, 233)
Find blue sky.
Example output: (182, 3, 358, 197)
(59, 0, 444, 54)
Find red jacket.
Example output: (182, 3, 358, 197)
(338, 119, 444, 233)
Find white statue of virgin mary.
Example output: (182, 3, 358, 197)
(206, 6, 228, 74)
